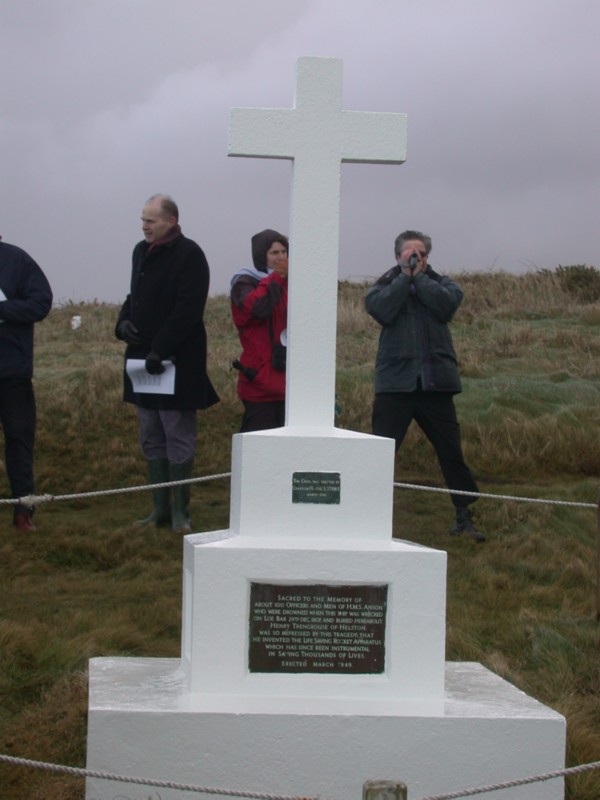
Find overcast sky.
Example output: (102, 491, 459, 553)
(1, 0, 598, 304)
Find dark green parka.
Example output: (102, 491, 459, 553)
(365, 265, 463, 394)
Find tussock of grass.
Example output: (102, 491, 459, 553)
(0, 272, 598, 798)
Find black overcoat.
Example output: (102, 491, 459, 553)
(116, 234, 219, 411)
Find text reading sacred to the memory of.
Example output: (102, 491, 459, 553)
(249, 583, 387, 674)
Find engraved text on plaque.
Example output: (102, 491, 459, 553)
(249, 583, 387, 673)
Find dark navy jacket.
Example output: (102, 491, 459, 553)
(0, 242, 53, 379)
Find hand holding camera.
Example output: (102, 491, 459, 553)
(399, 247, 425, 277)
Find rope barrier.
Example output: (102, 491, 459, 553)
(0, 753, 319, 800)
(1, 473, 596, 510)
(413, 758, 600, 800)
(0, 472, 233, 507)
(1, 752, 598, 800)
(393, 482, 597, 509)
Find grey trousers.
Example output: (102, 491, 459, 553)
(136, 407, 197, 464)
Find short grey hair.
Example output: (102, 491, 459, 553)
(146, 193, 179, 222)
(394, 230, 432, 256)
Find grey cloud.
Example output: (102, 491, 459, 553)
(1, 0, 598, 302)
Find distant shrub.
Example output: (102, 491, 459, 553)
(553, 264, 600, 302)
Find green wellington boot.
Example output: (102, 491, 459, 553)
(135, 458, 171, 527)
(169, 461, 193, 534)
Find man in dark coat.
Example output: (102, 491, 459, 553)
(116, 194, 219, 533)
(0, 236, 52, 532)
(365, 229, 484, 542)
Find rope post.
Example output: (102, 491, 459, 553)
(363, 780, 407, 800)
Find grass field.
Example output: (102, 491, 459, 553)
(0, 268, 599, 798)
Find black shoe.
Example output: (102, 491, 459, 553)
(451, 508, 485, 542)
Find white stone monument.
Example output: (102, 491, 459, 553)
(85, 58, 565, 800)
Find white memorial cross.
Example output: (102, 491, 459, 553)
(229, 57, 407, 428)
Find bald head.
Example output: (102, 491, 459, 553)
(141, 195, 178, 244)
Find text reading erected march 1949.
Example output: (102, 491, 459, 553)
(249, 583, 387, 674)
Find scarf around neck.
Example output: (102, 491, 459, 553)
(147, 223, 182, 254)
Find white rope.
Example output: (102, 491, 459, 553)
(1, 473, 596, 511)
(0, 753, 318, 800)
(394, 482, 597, 509)
(414, 758, 600, 800)
(0, 472, 232, 507)
(1, 752, 598, 800)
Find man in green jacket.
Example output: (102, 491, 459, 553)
(365, 230, 484, 542)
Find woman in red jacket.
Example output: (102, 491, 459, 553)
(230, 229, 288, 432)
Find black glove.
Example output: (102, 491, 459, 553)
(117, 320, 142, 346)
(145, 351, 165, 375)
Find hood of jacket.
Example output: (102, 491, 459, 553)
(251, 229, 288, 272)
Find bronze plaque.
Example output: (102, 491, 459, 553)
(249, 583, 387, 673)
(292, 472, 340, 504)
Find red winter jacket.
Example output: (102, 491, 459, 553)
(230, 268, 288, 403)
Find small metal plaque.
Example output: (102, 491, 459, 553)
(249, 583, 387, 673)
(292, 472, 340, 504)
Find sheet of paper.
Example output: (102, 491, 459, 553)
(126, 359, 176, 395)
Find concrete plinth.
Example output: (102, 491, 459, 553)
(181, 532, 447, 712)
(85, 658, 565, 800)
(230, 427, 395, 539)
